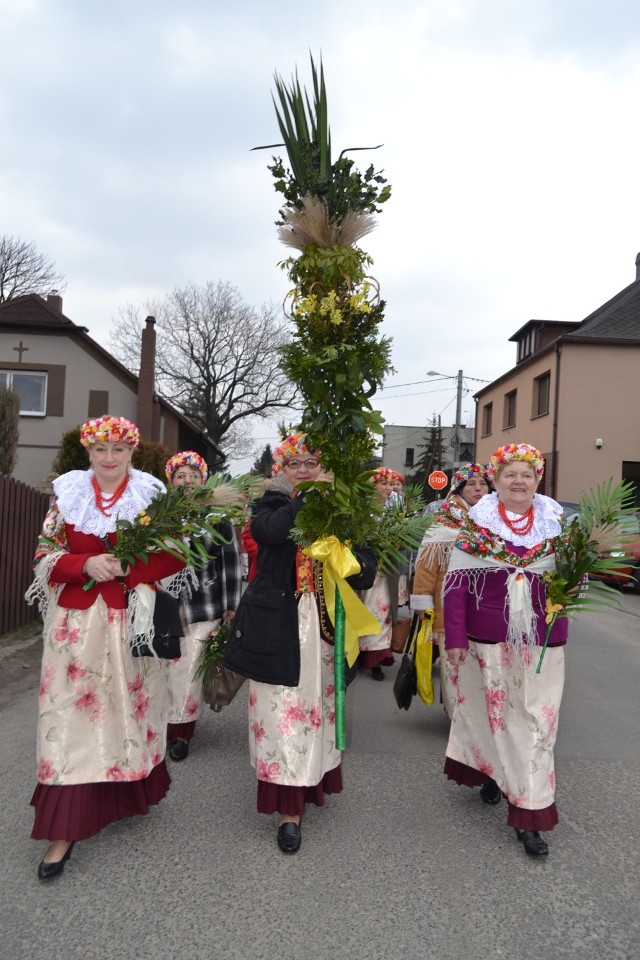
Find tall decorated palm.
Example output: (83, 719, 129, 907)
(255, 55, 429, 745)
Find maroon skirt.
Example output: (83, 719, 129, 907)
(30, 760, 171, 841)
(257, 765, 343, 815)
(167, 720, 197, 742)
(359, 649, 394, 668)
(444, 757, 559, 831)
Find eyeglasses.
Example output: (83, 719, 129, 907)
(284, 458, 320, 470)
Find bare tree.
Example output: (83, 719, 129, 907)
(109, 281, 297, 459)
(0, 235, 66, 302)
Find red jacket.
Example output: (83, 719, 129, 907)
(50, 525, 186, 609)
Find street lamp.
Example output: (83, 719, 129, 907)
(427, 369, 464, 467)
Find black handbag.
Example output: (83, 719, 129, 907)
(392, 613, 419, 710)
(131, 589, 184, 660)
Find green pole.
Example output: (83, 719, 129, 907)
(334, 586, 346, 750)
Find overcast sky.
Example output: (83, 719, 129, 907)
(2, 0, 639, 472)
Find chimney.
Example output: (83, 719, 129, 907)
(47, 291, 62, 312)
(636, 252, 640, 281)
(137, 316, 157, 440)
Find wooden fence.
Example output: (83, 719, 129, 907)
(0, 475, 50, 634)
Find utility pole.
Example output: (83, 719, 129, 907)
(453, 369, 463, 468)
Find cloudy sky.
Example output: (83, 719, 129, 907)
(2, 0, 639, 471)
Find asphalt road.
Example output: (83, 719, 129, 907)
(1, 595, 639, 960)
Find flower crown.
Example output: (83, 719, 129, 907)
(486, 443, 544, 482)
(80, 416, 140, 448)
(452, 463, 489, 491)
(165, 450, 208, 481)
(272, 433, 320, 475)
(371, 467, 396, 484)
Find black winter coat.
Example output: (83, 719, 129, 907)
(223, 488, 377, 686)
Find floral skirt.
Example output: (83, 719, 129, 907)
(358, 574, 392, 653)
(248, 593, 340, 788)
(445, 642, 565, 817)
(166, 619, 217, 724)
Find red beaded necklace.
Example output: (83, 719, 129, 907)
(498, 499, 535, 536)
(92, 473, 129, 517)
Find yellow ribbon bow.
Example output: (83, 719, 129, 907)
(304, 536, 380, 666)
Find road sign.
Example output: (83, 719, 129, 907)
(428, 470, 448, 490)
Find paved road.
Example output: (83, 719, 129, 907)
(1, 596, 639, 960)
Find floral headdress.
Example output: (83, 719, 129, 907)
(271, 432, 320, 475)
(451, 463, 489, 492)
(80, 415, 140, 448)
(165, 450, 208, 482)
(486, 443, 545, 482)
(371, 467, 396, 484)
(390, 470, 404, 484)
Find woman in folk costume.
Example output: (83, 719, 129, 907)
(410, 464, 490, 717)
(164, 451, 242, 762)
(357, 467, 406, 681)
(442, 444, 568, 857)
(28, 416, 186, 880)
(223, 433, 376, 854)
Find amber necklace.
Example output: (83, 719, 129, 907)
(498, 499, 535, 536)
(92, 473, 129, 517)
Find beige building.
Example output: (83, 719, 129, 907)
(474, 254, 640, 503)
(0, 293, 223, 488)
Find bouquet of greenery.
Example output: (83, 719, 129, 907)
(537, 478, 637, 672)
(83, 473, 262, 589)
(193, 620, 230, 688)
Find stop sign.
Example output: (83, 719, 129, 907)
(428, 470, 448, 490)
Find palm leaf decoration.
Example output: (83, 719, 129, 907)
(537, 478, 637, 671)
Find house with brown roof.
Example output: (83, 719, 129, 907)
(0, 293, 224, 487)
(474, 253, 640, 503)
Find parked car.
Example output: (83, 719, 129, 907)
(558, 501, 579, 520)
(590, 510, 640, 593)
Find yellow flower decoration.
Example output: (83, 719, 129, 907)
(545, 598, 564, 624)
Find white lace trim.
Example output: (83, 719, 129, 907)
(53, 468, 166, 537)
(469, 492, 563, 547)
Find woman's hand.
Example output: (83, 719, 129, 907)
(84, 554, 126, 583)
(446, 648, 468, 666)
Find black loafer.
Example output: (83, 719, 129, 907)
(371, 666, 384, 681)
(37, 841, 75, 881)
(480, 780, 502, 805)
(515, 829, 549, 857)
(169, 739, 189, 761)
(277, 821, 301, 854)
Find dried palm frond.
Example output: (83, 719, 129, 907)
(277, 195, 377, 250)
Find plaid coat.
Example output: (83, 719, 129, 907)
(179, 522, 242, 624)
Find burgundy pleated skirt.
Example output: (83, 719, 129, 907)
(359, 649, 394, 668)
(444, 758, 559, 831)
(167, 720, 197, 742)
(257, 765, 343, 815)
(30, 760, 171, 841)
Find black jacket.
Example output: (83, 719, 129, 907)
(223, 489, 376, 686)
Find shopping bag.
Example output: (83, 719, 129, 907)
(415, 613, 434, 705)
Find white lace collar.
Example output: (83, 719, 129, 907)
(469, 491, 563, 547)
(53, 468, 166, 538)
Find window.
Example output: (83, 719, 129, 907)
(533, 372, 550, 418)
(517, 329, 536, 363)
(482, 402, 493, 436)
(0, 370, 47, 415)
(405, 447, 415, 468)
(503, 390, 517, 428)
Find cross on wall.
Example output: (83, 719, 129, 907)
(13, 340, 29, 362)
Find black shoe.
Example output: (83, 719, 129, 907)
(371, 666, 384, 681)
(515, 829, 549, 857)
(169, 739, 189, 761)
(480, 780, 502, 805)
(37, 841, 75, 881)
(277, 821, 301, 854)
